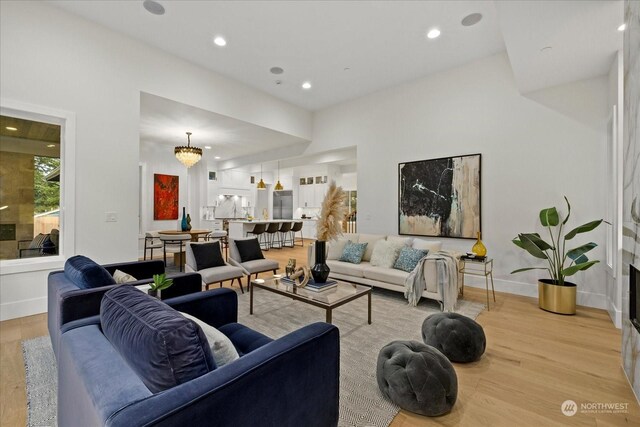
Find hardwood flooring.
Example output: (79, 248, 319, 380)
(1, 243, 638, 426)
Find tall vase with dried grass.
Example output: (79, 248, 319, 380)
(312, 181, 347, 283)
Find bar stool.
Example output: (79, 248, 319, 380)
(290, 221, 304, 247)
(246, 223, 268, 250)
(159, 233, 191, 272)
(277, 222, 292, 248)
(265, 222, 281, 250)
(143, 231, 163, 260)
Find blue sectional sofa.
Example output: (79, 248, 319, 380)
(48, 257, 202, 356)
(57, 287, 340, 427)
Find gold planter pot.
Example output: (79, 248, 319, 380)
(538, 279, 576, 315)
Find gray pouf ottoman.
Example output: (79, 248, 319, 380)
(421, 313, 486, 363)
(376, 340, 457, 416)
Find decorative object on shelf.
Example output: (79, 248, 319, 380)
(306, 177, 314, 185)
(181, 207, 188, 231)
(186, 213, 192, 231)
(312, 181, 347, 283)
(399, 153, 481, 238)
(174, 132, 202, 168)
(285, 258, 297, 277)
(288, 265, 310, 288)
(257, 164, 267, 190)
(148, 273, 173, 298)
(511, 197, 603, 315)
(274, 161, 284, 191)
(471, 231, 487, 257)
(262, 208, 269, 220)
(153, 174, 179, 220)
(299, 178, 306, 186)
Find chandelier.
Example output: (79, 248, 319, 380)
(175, 132, 202, 168)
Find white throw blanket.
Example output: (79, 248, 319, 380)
(404, 251, 459, 311)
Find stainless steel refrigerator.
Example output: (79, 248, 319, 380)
(273, 190, 293, 219)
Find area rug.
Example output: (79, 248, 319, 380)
(22, 288, 483, 427)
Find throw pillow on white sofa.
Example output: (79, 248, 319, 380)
(370, 240, 404, 268)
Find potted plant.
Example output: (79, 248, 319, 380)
(148, 273, 173, 298)
(511, 197, 602, 315)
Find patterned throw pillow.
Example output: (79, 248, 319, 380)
(339, 241, 368, 264)
(370, 240, 404, 268)
(393, 247, 429, 272)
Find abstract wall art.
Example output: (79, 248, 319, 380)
(153, 174, 179, 220)
(398, 154, 481, 239)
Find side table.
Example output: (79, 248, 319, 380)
(459, 257, 496, 310)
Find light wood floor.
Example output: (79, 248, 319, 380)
(1, 243, 639, 426)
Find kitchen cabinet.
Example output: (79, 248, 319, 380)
(298, 183, 327, 208)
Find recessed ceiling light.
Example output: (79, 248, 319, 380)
(461, 13, 483, 27)
(213, 36, 227, 47)
(143, 0, 165, 16)
(0, 206, 8, 211)
(204, 146, 212, 150)
(618, 23, 626, 32)
(270, 66, 284, 74)
(214, 156, 221, 159)
(302, 81, 312, 90)
(5, 126, 17, 131)
(427, 28, 441, 39)
(47, 144, 56, 148)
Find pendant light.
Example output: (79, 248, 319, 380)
(274, 161, 284, 191)
(257, 164, 267, 190)
(175, 132, 202, 168)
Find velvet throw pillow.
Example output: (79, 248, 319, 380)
(339, 241, 368, 264)
(235, 238, 265, 262)
(191, 241, 225, 270)
(393, 247, 429, 273)
(101, 286, 216, 393)
(370, 240, 404, 269)
(64, 255, 116, 290)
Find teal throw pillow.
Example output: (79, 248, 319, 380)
(339, 241, 368, 264)
(393, 247, 429, 272)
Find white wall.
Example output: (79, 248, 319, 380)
(0, 1, 311, 320)
(312, 52, 610, 309)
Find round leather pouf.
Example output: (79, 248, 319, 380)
(421, 313, 486, 363)
(376, 340, 457, 416)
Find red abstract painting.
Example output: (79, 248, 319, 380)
(154, 174, 179, 220)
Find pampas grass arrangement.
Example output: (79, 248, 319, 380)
(316, 181, 347, 241)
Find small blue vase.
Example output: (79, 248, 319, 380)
(181, 207, 188, 231)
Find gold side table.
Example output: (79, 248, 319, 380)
(459, 257, 496, 310)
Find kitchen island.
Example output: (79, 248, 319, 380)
(228, 219, 318, 240)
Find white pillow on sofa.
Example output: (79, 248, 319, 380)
(180, 311, 239, 367)
(412, 239, 442, 253)
(386, 236, 413, 247)
(358, 234, 386, 262)
(370, 240, 404, 268)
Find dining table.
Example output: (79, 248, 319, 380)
(158, 229, 211, 242)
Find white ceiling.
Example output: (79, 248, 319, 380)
(50, 0, 506, 111)
(495, 0, 623, 94)
(139, 92, 309, 161)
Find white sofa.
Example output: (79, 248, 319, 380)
(308, 233, 463, 308)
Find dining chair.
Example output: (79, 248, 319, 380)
(159, 233, 191, 272)
(144, 231, 163, 260)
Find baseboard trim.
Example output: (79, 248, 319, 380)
(463, 277, 607, 310)
(0, 296, 47, 321)
(607, 296, 623, 329)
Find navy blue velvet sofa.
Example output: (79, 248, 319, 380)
(48, 258, 202, 356)
(57, 288, 340, 427)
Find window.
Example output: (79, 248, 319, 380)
(0, 115, 61, 260)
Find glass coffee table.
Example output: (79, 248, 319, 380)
(250, 277, 372, 324)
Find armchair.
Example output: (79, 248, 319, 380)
(228, 237, 279, 288)
(48, 257, 202, 357)
(18, 229, 59, 258)
(57, 288, 340, 427)
(185, 241, 245, 293)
